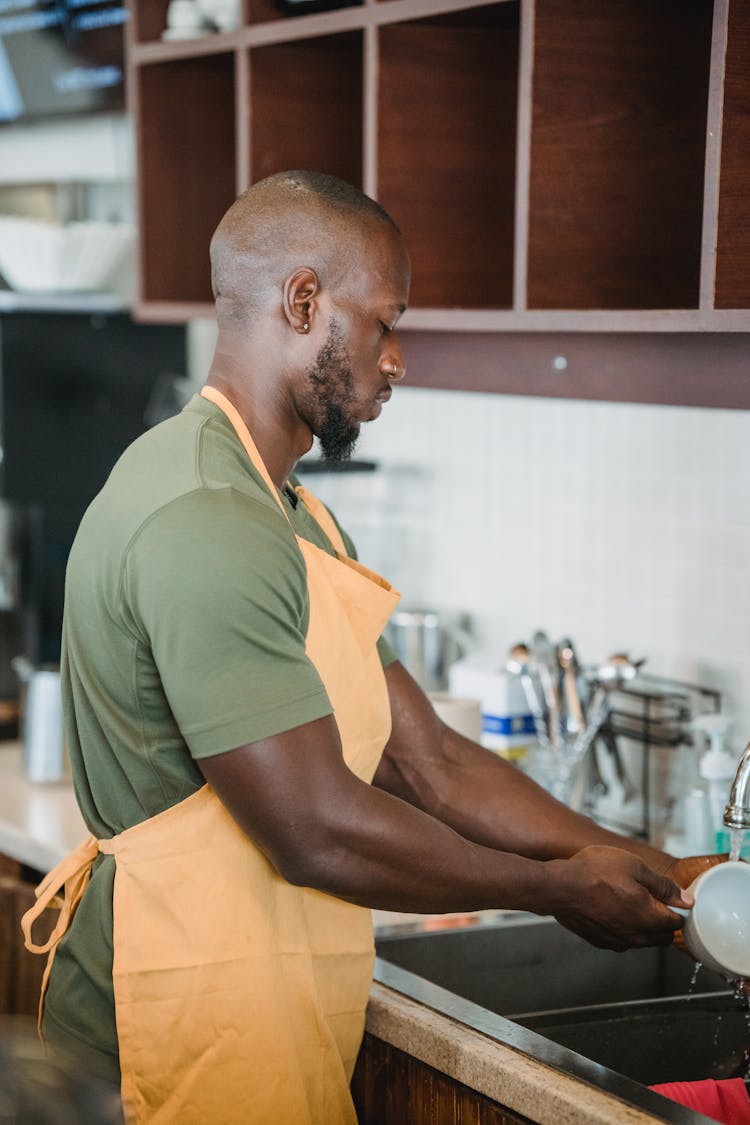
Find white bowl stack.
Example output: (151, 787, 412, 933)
(0, 216, 135, 294)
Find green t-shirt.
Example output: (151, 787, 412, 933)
(43, 393, 395, 1076)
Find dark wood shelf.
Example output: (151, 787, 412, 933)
(136, 53, 237, 304)
(378, 5, 518, 309)
(399, 307, 750, 333)
(248, 0, 364, 25)
(401, 329, 750, 409)
(527, 0, 713, 311)
(715, 0, 750, 309)
(248, 31, 363, 186)
(126, 0, 750, 403)
(132, 300, 216, 322)
(129, 0, 171, 42)
(248, 0, 292, 25)
(129, 0, 370, 47)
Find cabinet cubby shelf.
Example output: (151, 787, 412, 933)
(129, 0, 507, 50)
(132, 304, 750, 335)
(128, 0, 749, 402)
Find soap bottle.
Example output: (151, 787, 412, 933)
(665, 728, 713, 857)
(678, 782, 714, 856)
(694, 713, 735, 853)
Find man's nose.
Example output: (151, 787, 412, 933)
(381, 342, 406, 382)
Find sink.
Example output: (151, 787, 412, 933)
(375, 915, 750, 1093)
(376, 914, 728, 1016)
(519, 992, 747, 1086)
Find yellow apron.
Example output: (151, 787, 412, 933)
(22, 384, 400, 1124)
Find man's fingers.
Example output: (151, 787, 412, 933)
(639, 866, 692, 913)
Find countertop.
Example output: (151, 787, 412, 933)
(0, 742, 86, 871)
(0, 742, 713, 1123)
(368, 951, 717, 1125)
(366, 979, 677, 1125)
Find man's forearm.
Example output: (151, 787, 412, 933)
(376, 660, 671, 870)
(199, 707, 690, 950)
(400, 722, 670, 867)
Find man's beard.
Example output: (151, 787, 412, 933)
(305, 320, 361, 465)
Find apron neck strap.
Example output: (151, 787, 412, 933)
(200, 385, 290, 523)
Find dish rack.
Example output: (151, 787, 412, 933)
(596, 673, 722, 841)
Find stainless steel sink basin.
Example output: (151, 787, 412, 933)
(519, 992, 747, 1086)
(376, 914, 728, 1017)
(375, 914, 750, 1118)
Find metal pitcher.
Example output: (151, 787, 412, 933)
(385, 609, 473, 692)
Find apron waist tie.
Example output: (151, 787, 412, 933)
(20, 833, 112, 1029)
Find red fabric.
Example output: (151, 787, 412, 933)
(649, 1078, 750, 1124)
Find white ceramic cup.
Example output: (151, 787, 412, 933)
(672, 861, 750, 980)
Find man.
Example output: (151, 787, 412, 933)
(25, 171, 711, 1124)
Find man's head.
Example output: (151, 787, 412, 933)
(210, 171, 400, 320)
(209, 171, 410, 464)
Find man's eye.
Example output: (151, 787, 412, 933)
(379, 322, 392, 335)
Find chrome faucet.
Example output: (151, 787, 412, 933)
(724, 741, 750, 830)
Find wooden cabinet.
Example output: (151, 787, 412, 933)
(352, 1033, 536, 1125)
(715, 0, 750, 308)
(526, 1, 712, 313)
(377, 7, 519, 311)
(138, 52, 236, 308)
(0, 854, 48, 1017)
(126, 0, 750, 403)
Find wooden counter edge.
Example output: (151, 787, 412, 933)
(365, 980, 662, 1125)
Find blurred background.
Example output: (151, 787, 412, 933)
(0, 0, 748, 854)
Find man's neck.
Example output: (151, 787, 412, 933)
(205, 360, 312, 489)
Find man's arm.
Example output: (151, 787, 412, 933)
(198, 672, 694, 951)
(373, 659, 716, 889)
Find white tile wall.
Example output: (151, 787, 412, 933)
(187, 316, 750, 778)
(348, 386, 750, 754)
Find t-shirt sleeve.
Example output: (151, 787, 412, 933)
(122, 487, 333, 758)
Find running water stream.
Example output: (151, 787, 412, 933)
(729, 826, 747, 862)
(688, 961, 703, 992)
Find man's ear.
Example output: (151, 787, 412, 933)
(283, 267, 320, 335)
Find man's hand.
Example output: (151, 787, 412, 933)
(650, 851, 725, 890)
(645, 851, 727, 961)
(545, 845, 692, 951)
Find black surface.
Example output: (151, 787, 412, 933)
(0, 311, 186, 661)
(376, 917, 729, 1014)
(0, 312, 185, 505)
(519, 992, 750, 1086)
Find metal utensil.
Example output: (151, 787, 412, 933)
(597, 722, 637, 804)
(559, 637, 608, 800)
(570, 683, 611, 765)
(507, 642, 554, 753)
(571, 653, 645, 800)
(572, 654, 643, 756)
(558, 638, 585, 735)
(530, 630, 560, 749)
